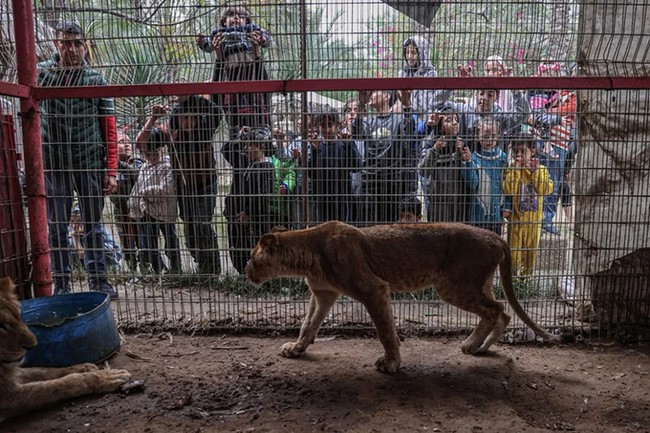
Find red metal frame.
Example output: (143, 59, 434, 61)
(0, 108, 30, 297)
(12, 0, 51, 297)
(0, 82, 30, 99)
(32, 77, 650, 100)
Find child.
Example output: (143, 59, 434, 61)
(502, 135, 553, 276)
(398, 196, 423, 223)
(221, 127, 275, 274)
(269, 126, 297, 228)
(110, 132, 144, 272)
(461, 118, 510, 234)
(196, 6, 272, 138)
(418, 106, 469, 223)
(68, 203, 122, 273)
(308, 110, 361, 224)
(128, 128, 181, 274)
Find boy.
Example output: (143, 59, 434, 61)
(308, 110, 361, 224)
(398, 196, 423, 223)
(196, 6, 272, 138)
(138, 97, 222, 276)
(129, 128, 181, 274)
(502, 135, 553, 276)
(221, 127, 275, 274)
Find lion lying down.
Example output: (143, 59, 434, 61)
(0, 277, 131, 423)
(245, 221, 558, 373)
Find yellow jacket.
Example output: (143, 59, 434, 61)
(502, 164, 553, 221)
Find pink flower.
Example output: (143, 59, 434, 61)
(517, 49, 524, 64)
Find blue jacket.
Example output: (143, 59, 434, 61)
(462, 147, 511, 225)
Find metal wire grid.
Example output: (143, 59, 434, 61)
(0, 0, 647, 340)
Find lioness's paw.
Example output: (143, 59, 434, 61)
(280, 342, 305, 358)
(461, 339, 482, 355)
(95, 369, 132, 392)
(375, 357, 400, 374)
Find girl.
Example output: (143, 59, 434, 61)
(502, 135, 553, 276)
(462, 118, 510, 234)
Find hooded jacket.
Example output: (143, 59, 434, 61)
(399, 36, 452, 116)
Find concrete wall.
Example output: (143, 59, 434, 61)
(574, 1, 650, 297)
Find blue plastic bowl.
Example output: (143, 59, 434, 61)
(20, 292, 121, 368)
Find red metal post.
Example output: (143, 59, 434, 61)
(0, 104, 30, 297)
(12, 0, 52, 297)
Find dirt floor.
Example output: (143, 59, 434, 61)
(3, 334, 649, 433)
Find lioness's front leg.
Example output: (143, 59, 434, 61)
(281, 287, 339, 358)
(17, 363, 100, 384)
(8, 369, 131, 417)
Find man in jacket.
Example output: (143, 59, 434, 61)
(39, 21, 119, 298)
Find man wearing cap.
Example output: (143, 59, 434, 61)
(38, 21, 119, 298)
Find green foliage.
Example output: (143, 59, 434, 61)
(493, 276, 554, 300)
(216, 275, 309, 298)
(435, 2, 578, 76)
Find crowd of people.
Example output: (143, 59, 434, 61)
(40, 9, 578, 298)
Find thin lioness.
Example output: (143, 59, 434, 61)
(245, 221, 557, 373)
(0, 277, 131, 423)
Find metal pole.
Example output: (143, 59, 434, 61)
(299, 0, 309, 227)
(12, 0, 52, 297)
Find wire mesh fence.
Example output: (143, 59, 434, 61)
(1, 0, 648, 340)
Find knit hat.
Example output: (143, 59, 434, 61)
(55, 20, 85, 37)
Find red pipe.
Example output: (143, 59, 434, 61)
(0, 82, 30, 98)
(12, 0, 51, 297)
(31, 76, 650, 100)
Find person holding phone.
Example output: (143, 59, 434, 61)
(418, 104, 469, 223)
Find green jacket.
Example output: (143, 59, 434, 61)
(269, 155, 296, 217)
(38, 56, 114, 170)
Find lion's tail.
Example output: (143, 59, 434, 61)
(498, 241, 560, 344)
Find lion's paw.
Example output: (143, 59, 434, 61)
(375, 356, 400, 373)
(280, 342, 305, 358)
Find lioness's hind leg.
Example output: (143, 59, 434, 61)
(476, 312, 511, 354)
(461, 302, 504, 355)
(461, 317, 495, 355)
(438, 279, 504, 355)
(280, 288, 339, 358)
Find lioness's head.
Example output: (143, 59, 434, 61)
(0, 277, 38, 368)
(244, 232, 282, 286)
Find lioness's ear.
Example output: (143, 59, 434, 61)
(259, 233, 279, 253)
(0, 277, 14, 294)
(271, 225, 288, 233)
